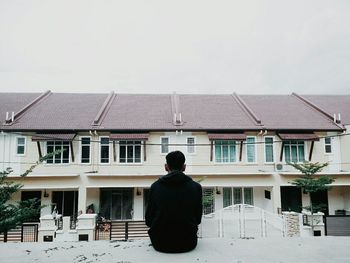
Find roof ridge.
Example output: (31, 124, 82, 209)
(231, 93, 264, 127)
(5, 90, 52, 125)
(291, 93, 344, 130)
(92, 91, 116, 127)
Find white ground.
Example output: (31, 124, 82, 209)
(1, 237, 350, 263)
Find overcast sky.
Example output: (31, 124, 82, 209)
(0, 0, 349, 94)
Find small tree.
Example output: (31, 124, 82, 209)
(288, 162, 334, 231)
(0, 151, 60, 241)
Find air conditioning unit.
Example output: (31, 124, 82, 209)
(275, 163, 284, 172)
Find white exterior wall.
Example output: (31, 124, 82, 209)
(3, 130, 350, 219)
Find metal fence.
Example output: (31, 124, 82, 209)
(199, 204, 286, 238)
(95, 220, 149, 241)
(0, 223, 39, 243)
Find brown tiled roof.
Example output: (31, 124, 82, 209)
(1, 93, 108, 130)
(0, 92, 347, 131)
(304, 95, 350, 125)
(0, 93, 42, 121)
(240, 95, 342, 130)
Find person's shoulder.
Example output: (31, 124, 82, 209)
(187, 176, 202, 189)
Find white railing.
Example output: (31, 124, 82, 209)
(199, 204, 286, 238)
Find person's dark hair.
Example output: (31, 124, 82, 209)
(166, 151, 186, 171)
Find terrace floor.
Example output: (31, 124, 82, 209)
(0, 237, 350, 263)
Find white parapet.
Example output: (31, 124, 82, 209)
(38, 214, 57, 242)
(76, 214, 97, 241)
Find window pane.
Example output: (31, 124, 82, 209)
(223, 145, 229, 162)
(187, 137, 195, 153)
(229, 143, 236, 162)
(54, 143, 62, 163)
(284, 143, 291, 162)
(325, 145, 332, 153)
(101, 138, 109, 145)
(223, 188, 232, 208)
(161, 137, 169, 154)
(291, 145, 298, 162)
(17, 137, 25, 145)
(244, 188, 253, 205)
(17, 146, 25, 154)
(202, 188, 215, 215)
(62, 145, 69, 163)
(135, 145, 141, 163)
(81, 146, 90, 163)
(47, 145, 54, 163)
(246, 137, 255, 163)
(298, 143, 305, 162)
(127, 144, 134, 162)
(82, 137, 90, 145)
(233, 188, 242, 204)
(101, 146, 109, 163)
(265, 137, 274, 162)
(119, 144, 126, 163)
(215, 142, 222, 162)
(100, 138, 109, 163)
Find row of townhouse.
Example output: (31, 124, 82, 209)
(1, 91, 350, 222)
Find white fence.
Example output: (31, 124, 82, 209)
(199, 204, 286, 238)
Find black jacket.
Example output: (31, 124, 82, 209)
(145, 171, 203, 253)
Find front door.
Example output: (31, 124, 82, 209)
(311, 190, 329, 215)
(100, 188, 133, 220)
(52, 191, 78, 217)
(21, 191, 41, 222)
(281, 186, 302, 213)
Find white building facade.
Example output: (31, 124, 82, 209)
(1, 92, 350, 222)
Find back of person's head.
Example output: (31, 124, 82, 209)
(166, 151, 186, 171)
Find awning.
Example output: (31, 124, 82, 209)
(32, 133, 76, 141)
(109, 133, 149, 141)
(278, 133, 319, 141)
(208, 133, 246, 141)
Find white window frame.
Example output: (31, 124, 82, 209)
(80, 136, 92, 164)
(283, 140, 306, 163)
(186, 136, 196, 154)
(264, 136, 275, 163)
(160, 136, 170, 155)
(15, 136, 26, 156)
(45, 141, 70, 165)
(223, 187, 254, 206)
(246, 136, 257, 164)
(99, 136, 110, 164)
(214, 140, 238, 164)
(324, 137, 333, 154)
(118, 140, 143, 164)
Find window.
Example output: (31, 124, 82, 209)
(284, 141, 305, 163)
(16, 137, 26, 155)
(46, 141, 70, 164)
(264, 137, 274, 163)
(214, 140, 236, 163)
(223, 187, 254, 207)
(202, 188, 215, 215)
(246, 137, 256, 163)
(81, 137, 91, 163)
(160, 137, 169, 154)
(119, 140, 142, 163)
(100, 137, 110, 163)
(324, 137, 332, 154)
(187, 137, 195, 154)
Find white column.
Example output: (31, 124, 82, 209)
(272, 184, 281, 214)
(78, 186, 87, 214)
(133, 188, 144, 220)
